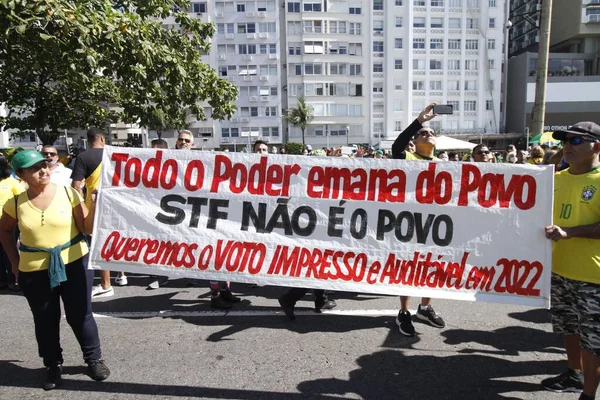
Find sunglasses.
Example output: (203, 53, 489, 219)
(177, 138, 192, 143)
(561, 136, 598, 145)
(476, 150, 491, 155)
(42, 152, 57, 157)
(419, 130, 435, 137)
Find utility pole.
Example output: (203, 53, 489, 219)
(531, 0, 553, 136)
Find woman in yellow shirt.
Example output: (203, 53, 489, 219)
(0, 157, 23, 290)
(0, 150, 110, 390)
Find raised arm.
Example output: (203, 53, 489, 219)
(391, 103, 438, 159)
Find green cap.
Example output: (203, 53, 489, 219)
(12, 150, 46, 171)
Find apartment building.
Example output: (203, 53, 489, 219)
(507, 0, 540, 58)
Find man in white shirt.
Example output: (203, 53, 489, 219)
(42, 145, 72, 186)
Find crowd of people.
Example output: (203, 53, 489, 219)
(0, 102, 598, 400)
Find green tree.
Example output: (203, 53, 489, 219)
(285, 142, 304, 155)
(282, 97, 313, 147)
(0, 0, 237, 145)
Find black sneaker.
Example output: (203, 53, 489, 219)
(43, 364, 62, 390)
(220, 289, 241, 303)
(314, 298, 337, 313)
(415, 304, 445, 328)
(541, 369, 584, 393)
(211, 295, 233, 309)
(396, 310, 416, 337)
(88, 360, 110, 381)
(278, 296, 296, 320)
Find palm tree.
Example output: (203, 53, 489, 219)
(282, 97, 313, 147)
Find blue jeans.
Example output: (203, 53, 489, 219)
(18, 253, 102, 367)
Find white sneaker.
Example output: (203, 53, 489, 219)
(115, 276, 128, 286)
(92, 285, 114, 298)
(148, 277, 168, 290)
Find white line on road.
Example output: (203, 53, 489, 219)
(93, 309, 408, 319)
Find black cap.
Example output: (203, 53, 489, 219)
(553, 121, 600, 141)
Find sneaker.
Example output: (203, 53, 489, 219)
(148, 277, 169, 290)
(91, 285, 114, 298)
(541, 369, 584, 393)
(415, 304, 445, 328)
(7, 283, 21, 292)
(314, 297, 337, 313)
(88, 360, 110, 381)
(114, 276, 128, 286)
(396, 310, 416, 337)
(278, 296, 296, 320)
(211, 295, 233, 310)
(220, 290, 241, 303)
(43, 364, 62, 390)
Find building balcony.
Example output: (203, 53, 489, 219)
(585, 14, 600, 23)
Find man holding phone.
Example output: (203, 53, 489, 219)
(390, 103, 446, 337)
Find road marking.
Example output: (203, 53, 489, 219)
(93, 309, 410, 319)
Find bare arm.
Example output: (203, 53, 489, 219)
(545, 223, 600, 241)
(71, 179, 84, 197)
(0, 214, 19, 275)
(391, 103, 438, 159)
(83, 192, 96, 235)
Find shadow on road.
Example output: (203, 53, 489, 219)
(507, 308, 551, 324)
(441, 326, 563, 356)
(0, 360, 331, 399)
(297, 350, 562, 400)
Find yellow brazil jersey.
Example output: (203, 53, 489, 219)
(2, 185, 89, 272)
(0, 177, 24, 218)
(405, 152, 440, 161)
(552, 167, 600, 284)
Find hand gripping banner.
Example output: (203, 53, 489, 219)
(90, 146, 554, 307)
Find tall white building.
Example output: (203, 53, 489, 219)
(161, 0, 507, 150)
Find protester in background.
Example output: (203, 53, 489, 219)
(437, 151, 449, 161)
(147, 139, 170, 290)
(390, 103, 446, 337)
(72, 128, 127, 297)
(528, 146, 545, 165)
(175, 130, 194, 150)
(506, 153, 518, 163)
(0, 158, 23, 291)
(542, 122, 600, 400)
(517, 150, 528, 164)
(42, 146, 72, 186)
(271, 146, 278, 154)
(0, 150, 110, 390)
(472, 144, 494, 163)
(448, 151, 460, 161)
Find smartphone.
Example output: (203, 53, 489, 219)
(433, 104, 454, 115)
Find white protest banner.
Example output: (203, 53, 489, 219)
(90, 146, 554, 307)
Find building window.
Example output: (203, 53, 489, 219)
(489, 18, 495, 28)
(192, 3, 207, 13)
(448, 59, 460, 70)
(487, 39, 496, 50)
(395, 17, 403, 27)
(349, 7, 361, 14)
(373, 63, 383, 73)
(464, 80, 477, 90)
(486, 100, 493, 110)
(488, 59, 495, 69)
(414, 0, 426, 5)
(449, 0, 461, 6)
(431, 0, 444, 6)
(413, 59, 425, 70)
(413, 38, 425, 49)
(349, 22, 361, 35)
(222, 128, 230, 138)
(265, 107, 277, 117)
(449, 18, 461, 28)
(395, 59, 403, 69)
(395, 0, 403, 5)
(373, 0, 384, 10)
(464, 101, 477, 111)
(467, 0, 479, 6)
(448, 101, 459, 111)
(303, 1, 322, 12)
(465, 60, 478, 70)
(348, 43, 362, 55)
(413, 81, 425, 90)
(448, 39, 461, 49)
(465, 39, 478, 50)
(489, 0, 496, 6)
(431, 18, 443, 28)
(393, 100, 403, 111)
(448, 80, 460, 90)
(373, 84, 383, 93)
(349, 64, 362, 75)
(413, 17, 426, 28)
(237, 3, 246, 12)
(395, 38, 403, 48)
(429, 80, 442, 90)
(288, 44, 301, 55)
(466, 18, 478, 29)
(373, 41, 384, 52)
(430, 59, 442, 70)
(430, 38, 444, 49)
(395, 121, 403, 131)
(288, 2, 300, 12)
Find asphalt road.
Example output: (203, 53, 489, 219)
(0, 275, 570, 400)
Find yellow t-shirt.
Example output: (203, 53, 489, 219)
(528, 157, 543, 165)
(405, 152, 440, 161)
(552, 167, 600, 284)
(0, 177, 24, 218)
(84, 164, 102, 210)
(3, 185, 89, 272)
